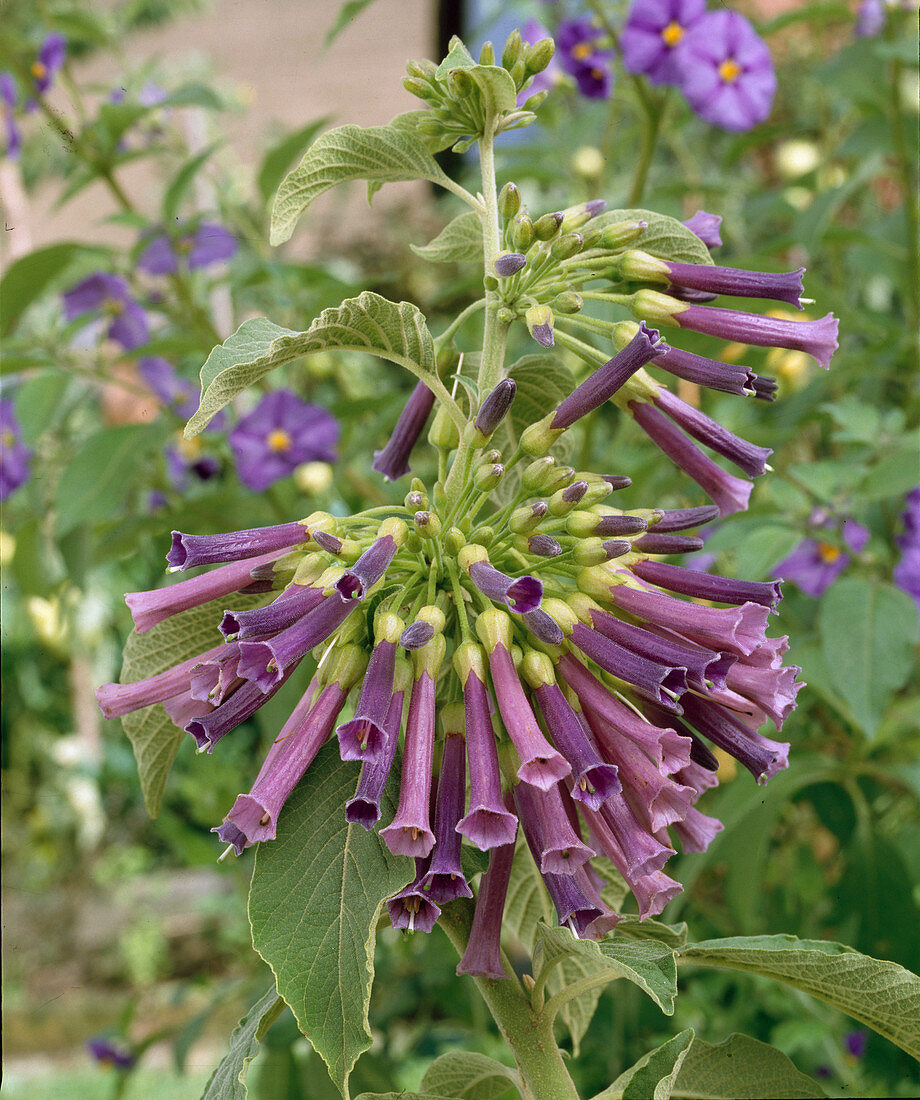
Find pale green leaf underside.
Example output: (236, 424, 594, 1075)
(249, 743, 414, 1098)
(121, 591, 270, 817)
(201, 984, 284, 1100)
(419, 1051, 521, 1100)
(597, 1029, 695, 1100)
(671, 1033, 826, 1099)
(410, 211, 484, 264)
(270, 122, 453, 245)
(594, 208, 715, 268)
(680, 935, 920, 1060)
(187, 292, 453, 437)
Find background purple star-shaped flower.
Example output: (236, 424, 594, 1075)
(63, 272, 149, 350)
(774, 516, 869, 597)
(620, 0, 706, 87)
(0, 398, 32, 501)
(894, 486, 920, 613)
(138, 222, 237, 276)
(229, 390, 339, 492)
(31, 33, 66, 95)
(139, 357, 226, 431)
(1, 73, 21, 157)
(556, 17, 614, 99)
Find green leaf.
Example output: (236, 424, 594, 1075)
(535, 924, 678, 1017)
(410, 211, 484, 265)
(506, 355, 577, 439)
(818, 578, 919, 738)
(592, 209, 714, 267)
(616, 917, 689, 949)
(0, 242, 108, 336)
(322, 0, 379, 48)
(201, 985, 285, 1100)
(187, 294, 451, 437)
(419, 1051, 521, 1100)
(249, 743, 414, 1098)
(162, 143, 222, 225)
(595, 1029, 695, 1100)
(166, 82, 225, 110)
(436, 39, 476, 77)
(859, 446, 920, 501)
(257, 118, 332, 205)
(465, 65, 519, 119)
(53, 424, 166, 535)
(679, 935, 920, 1059)
(13, 373, 71, 445)
(270, 122, 453, 245)
(120, 591, 271, 817)
(670, 1033, 826, 1098)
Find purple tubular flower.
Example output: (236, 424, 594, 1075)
(583, 608, 733, 693)
(96, 643, 225, 719)
(335, 534, 399, 601)
(672, 805, 723, 853)
(126, 554, 280, 633)
(594, 514, 648, 537)
(237, 593, 353, 692)
(219, 583, 324, 640)
(663, 261, 804, 310)
(189, 643, 242, 705)
(421, 732, 472, 902)
(346, 683, 405, 828)
(469, 560, 542, 614)
(723, 659, 802, 730)
(388, 859, 441, 933)
(475, 379, 516, 437)
(494, 253, 527, 277)
(87, 1038, 134, 1070)
(230, 390, 339, 492)
(679, 693, 789, 783)
(551, 323, 663, 430)
(653, 388, 772, 478)
(582, 791, 674, 879)
(677, 11, 776, 132)
(337, 639, 397, 761)
(631, 870, 683, 918)
(894, 487, 920, 612)
(535, 683, 620, 810)
(675, 304, 839, 369)
(0, 398, 32, 500)
(649, 345, 754, 396)
(632, 559, 782, 609)
(399, 620, 435, 649)
(457, 834, 516, 977)
(167, 521, 309, 570)
(650, 505, 720, 532)
(682, 210, 722, 249)
(212, 678, 346, 853)
(522, 608, 564, 646)
(629, 400, 753, 516)
(456, 662, 519, 849)
(600, 734, 695, 832)
(633, 532, 704, 555)
(569, 620, 688, 705)
(62, 272, 150, 350)
(620, 0, 706, 86)
(373, 381, 435, 481)
(488, 643, 571, 790)
(380, 669, 437, 857)
(186, 665, 298, 753)
(604, 580, 770, 656)
(33, 33, 67, 94)
(514, 780, 595, 876)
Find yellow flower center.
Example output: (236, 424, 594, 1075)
(572, 42, 594, 61)
(31, 61, 47, 80)
(661, 22, 684, 48)
(177, 238, 193, 252)
(178, 435, 203, 459)
(103, 296, 124, 316)
(267, 429, 292, 453)
(817, 542, 840, 563)
(718, 58, 743, 83)
(2, 429, 16, 448)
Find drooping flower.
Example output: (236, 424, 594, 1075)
(676, 10, 776, 132)
(893, 487, 920, 613)
(0, 397, 32, 500)
(620, 0, 706, 86)
(63, 272, 150, 350)
(230, 390, 339, 491)
(373, 381, 435, 481)
(774, 514, 869, 597)
(138, 222, 237, 275)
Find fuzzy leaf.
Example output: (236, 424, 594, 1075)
(257, 118, 332, 205)
(411, 211, 484, 264)
(270, 122, 453, 245)
(120, 590, 271, 817)
(595, 1029, 695, 1100)
(680, 935, 920, 1059)
(593, 208, 714, 267)
(187, 293, 444, 437)
(249, 743, 414, 1097)
(419, 1051, 521, 1099)
(201, 985, 285, 1100)
(671, 1034, 827, 1099)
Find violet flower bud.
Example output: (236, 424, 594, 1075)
(421, 731, 473, 903)
(372, 381, 436, 481)
(167, 521, 310, 571)
(474, 379, 517, 439)
(494, 252, 527, 277)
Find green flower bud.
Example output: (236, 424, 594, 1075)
(447, 68, 475, 98)
(414, 510, 441, 539)
(543, 464, 576, 494)
(498, 181, 521, 221)
(520, 412, 564, 457)
(406, 58, 437, 81)
(600, 220, 648, 250)
(479, 40, 495, 66)
(502, 29, 523, 71)
(509, 59, 527, 86)
(496, 306, 516, 324)
(533, 210, 564, 241)
(573, 538, 611, 566)
(473, 525, 495, 546)
(552, 233, 584, 260)
(428, 403, 460, 449)
(579, 479, 614, 507)
(565, 510, 601, 538)
(402, 76, 433, 100)
(524, 38, 555, 75)
(511, 213, 535, 251)
(618, 249, 670, 283)
(553, 291, 583, 314)
(417, 117, 446, 136)
(474, 463, 504, 491)
(521, 90, 548, 112)
(445, 526, 466, 554)
(630, 289, 686, 327)
(510, 501, 548, 534)
(522, 455, 555, 493)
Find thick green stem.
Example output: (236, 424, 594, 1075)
(476, 131, 511, 400)
(439, 901, 582, 1100)
(628, 91, 668, 207)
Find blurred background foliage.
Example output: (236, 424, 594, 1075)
(0, 0, 917, 1096)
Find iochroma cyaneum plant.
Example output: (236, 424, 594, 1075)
(96, 28, 919, 1100)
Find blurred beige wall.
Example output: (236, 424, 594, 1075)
(3, 0, 436, 260)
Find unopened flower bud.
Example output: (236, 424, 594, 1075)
(474, 378, 516, 441)
(579, 478, 614, 506)
(293, 461, 333, 494)
(573, 538, 611, 566)
(533, 211, 564, 241)
(630, 289, 686, 327)
(313, 530, 343, 554)
(543, 464, 575, 494)
(414, 510, 441, 539)
(521, 456, 556, 492)
(428, 404, 460, 449)
(553, 291, 583, 314)
(552, 233, 584, 260)
(524, 304, 554, 348)
(474, 463, 504, 491)
(496, 306, 515, 324)
(548, 480, 588, 515)
(406, 58, 437, 81)
(474, 525, 495, 546)
(405, 489, 427, 510)
(400, 620, 435, 650)
(511, 214, 535, 251)
(524, 38, 555, 75)
(499, 182, 521, 220)
(600, 221, 648, 250)
(510, 500, 548, 534)
(495, 253, 527, 279)
(619, 249, 670, 283)
(501, 29, 523, 70)
(602, 474, 632, 491)
(445, 526, 466, 554)
(447, 68, 475, 98)
(525, 534, 562, 557)
(403, 76, 433, 100)
(479, 40, 495, 65)
(520, 90, 548, 113)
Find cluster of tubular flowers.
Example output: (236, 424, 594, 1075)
(97, 311, 802, 973)
(487, 191, 838, 517)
